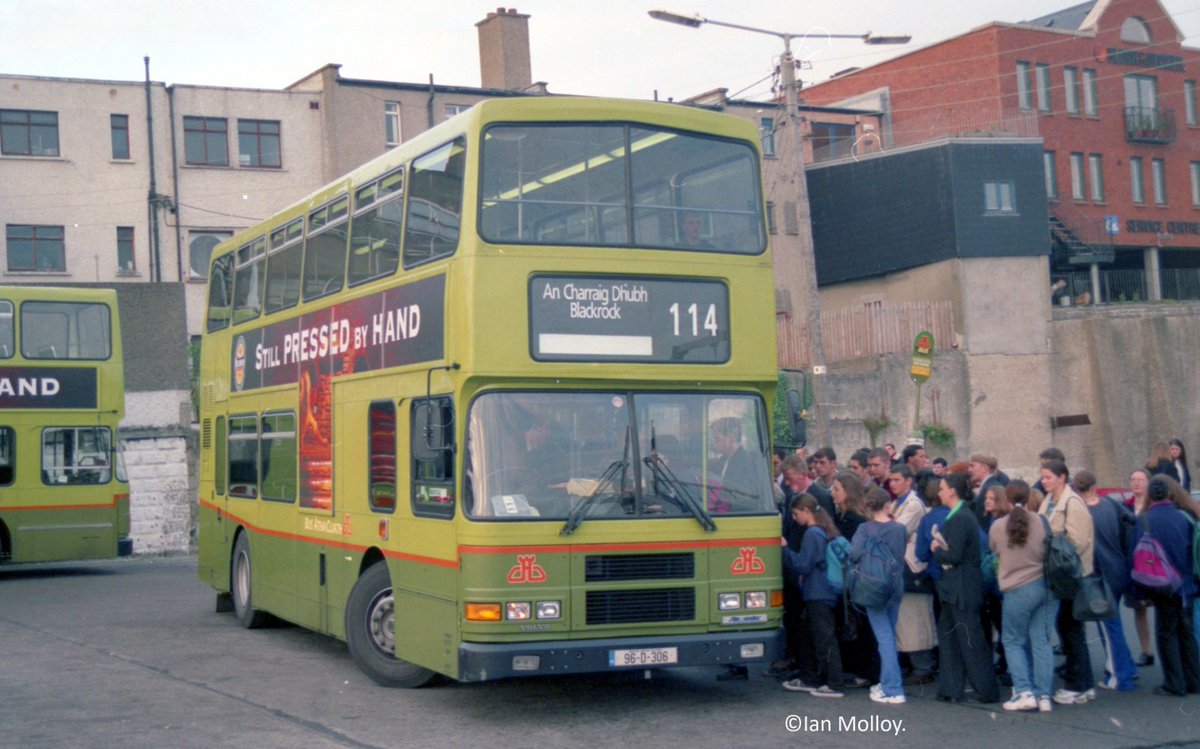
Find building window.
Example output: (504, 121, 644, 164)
(1016, 61, 1033, 110)
(1064, 67, 1080, 115)
(1152, 158, 1167, 205)
(1191, 162, 1200, 206)
(237, 119, 280, 168)
(110, 114, 130, 160)
(765, 201, 777, 234)
(0, 109, 59, 157)
(1088, 154, 1105, 202)
(444, 103, 470, 119)
(1186, 81, 1198, 126)
(984, 181, 1016, 213)
(385, 102, 401, 146)
(184, 116, 228, 166)
(1083, 69, 1099, 116)
(1131, 156, 1145, 203)
(1125, 75, 1159, 119)
(188, 230, 232, 279)
(6, 224, 65, 272)
(810, 122, 855, 160)
(1035, 64, 1051, 112)
(117, 227, 135, 272)
(1120, 16, 1152, 44)
(1070, 153, 1086, 201)
(760, 117, 776, 157)
(1043, 151, 1058, 200)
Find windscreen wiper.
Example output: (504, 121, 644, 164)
(643, 454, 717, 532)
(559, 458, 628, 536)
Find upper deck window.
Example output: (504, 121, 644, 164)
(0, 301, 12, 358)
(21, 300, 111, 360)
(480, 123, 765, 254)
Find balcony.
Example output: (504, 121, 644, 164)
(1124, 106, 1176, 144)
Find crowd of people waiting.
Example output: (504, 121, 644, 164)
(765, 439, 1199, 711)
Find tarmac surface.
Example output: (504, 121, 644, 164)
(1, 555, 1197, 749)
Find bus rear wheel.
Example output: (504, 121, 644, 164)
(345, 561, 435, 688)
(231, 533, 269, 629)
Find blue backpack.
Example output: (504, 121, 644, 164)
(848, 533, 903, 608)
(824, 533, 852, 595)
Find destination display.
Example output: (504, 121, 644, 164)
(0, 366, 97, 409)
(529, 275, 729, 363)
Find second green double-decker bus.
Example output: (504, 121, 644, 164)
(0, 286, 130, 564)
(198, 97, 787, 686)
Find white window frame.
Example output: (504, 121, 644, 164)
(1043, 151, 1057, 200)
(1088, 154, 1105, 202)
(385, 101, 401, 147)
(1191, 161, 1200, 206)
(983, 181, 1016, 213)
(1070, 153, 1086, 201)
(1186, 80, 1198, 126)
(1083, 69, 1099, 116)
(1064, 67, 1080, 115)
(1016, 62, 1033, 110)
(1035, 64, 1051, 112)
(1131, 156, 1145, 204)
(1152, 158, 1167, 205)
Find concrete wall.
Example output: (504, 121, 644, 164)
(1049, 302, 1200, 486)
(122, 432, 194, 554)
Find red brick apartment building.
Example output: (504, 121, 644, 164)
(803, 0, 1200, 303)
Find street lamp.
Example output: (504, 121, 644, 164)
(649, 9, 909, 448)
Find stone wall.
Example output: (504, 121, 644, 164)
(121, 429, 196, 555)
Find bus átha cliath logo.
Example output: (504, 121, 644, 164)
(730, 547, 766, 575)
(507, 554, 548, 584)
(233, 336, 246, 392)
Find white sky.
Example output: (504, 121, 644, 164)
(1, 0, 1198, 102)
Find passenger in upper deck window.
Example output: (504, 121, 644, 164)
(680, 211, 714, 249)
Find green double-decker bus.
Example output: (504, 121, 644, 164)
(0, 286, 131, 564)
(198, 97, 786, 686)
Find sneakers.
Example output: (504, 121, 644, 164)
(1135, 652, 1156, 667)
(810, 685, 845, 698)
(1003, 692, 1038, 712)
(782, 679, 817, 692)
(1052, 688, 1090, 705)
(1039, 696, 1052, 713)
(845, 676, 872, 689)
(870, 691, 907, 704)
(870, 684, 883, 698)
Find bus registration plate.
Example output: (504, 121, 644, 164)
(609, 646, 678, 667)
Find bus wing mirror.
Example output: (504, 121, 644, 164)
(786, 388, 807, 449)
(413, 400, 451, 461)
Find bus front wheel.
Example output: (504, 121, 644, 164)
(345, 561, 435, 688)
(231, 533, 269, 629)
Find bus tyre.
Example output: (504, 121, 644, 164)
(345, 562, 435, 688)
(231, 533, 269, 629)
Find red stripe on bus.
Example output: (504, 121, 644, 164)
(198, 497, 459, 568)
(459, 537, 779, 555)
(4, 498, 119, 512)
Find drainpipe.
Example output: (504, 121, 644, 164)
(167, 85, 184, 281)
(144, 57, 163, 283)
(427, 74, 436, 130)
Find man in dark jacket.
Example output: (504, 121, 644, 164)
(931, 473, 1000, 703)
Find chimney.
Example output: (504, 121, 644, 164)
(476, 8, 532, 90)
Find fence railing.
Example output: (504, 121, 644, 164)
(1049, 268, 1200, 305)
(777, 300, 955, 368)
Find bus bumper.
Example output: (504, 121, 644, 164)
(117, 538, 134, 557)
(457, 628, 784, 682)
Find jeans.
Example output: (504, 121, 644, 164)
(1001, 577, 1058, 699)
(1096, 612, 1137, 690)
(866, 596, 904, 697)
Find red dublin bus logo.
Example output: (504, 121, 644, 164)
(506, 554, 548, 584)
(730, 547, 766, 575)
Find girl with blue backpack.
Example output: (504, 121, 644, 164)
(851, 486, 908, 704)
(781, 494, 847, 698)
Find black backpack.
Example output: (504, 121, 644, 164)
(1040, 510, 1082, 600)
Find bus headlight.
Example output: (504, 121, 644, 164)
(718, 593, 741, 610)
(536, 600, 561, 620)
(506, 602, 532, 621)
(745, 591, 768, 609)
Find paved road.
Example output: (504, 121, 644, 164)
(1, 556, 1198, 749)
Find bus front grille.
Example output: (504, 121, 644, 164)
(584, 553, 694, 582)
(586, 588, 695, 625)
